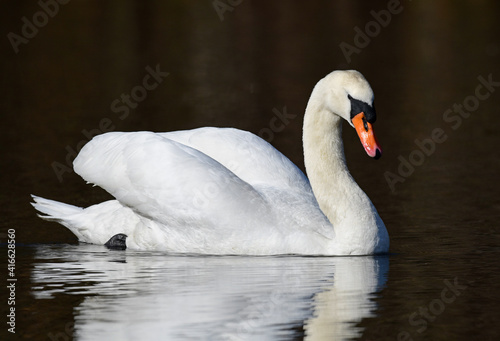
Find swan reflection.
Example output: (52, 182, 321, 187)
(32, 245, 388, 340)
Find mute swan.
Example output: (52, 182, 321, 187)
(31, 70, 389, 255)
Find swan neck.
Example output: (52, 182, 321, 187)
(302, 87, 362, 227)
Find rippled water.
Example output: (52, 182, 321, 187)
(1, 1, 500, 340)
(30, 245, 388, 340)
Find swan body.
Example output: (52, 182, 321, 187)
(32, 70, 389, 255)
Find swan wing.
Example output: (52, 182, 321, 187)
(160, 127, 312, 193)
(73, 131, 272, 231)
(161, 128, 333, 236)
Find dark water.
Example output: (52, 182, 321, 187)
(1, 1, 500, 340)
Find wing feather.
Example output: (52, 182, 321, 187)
(161, 127, 311, 193)
(74, 131, 272, 230)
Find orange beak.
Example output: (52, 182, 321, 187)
(351, 112, 382, 159)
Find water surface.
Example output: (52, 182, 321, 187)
(30, 245, 388, 340)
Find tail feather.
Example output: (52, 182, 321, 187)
(30, 195, 83, 222)
(31, 194, 137, 245)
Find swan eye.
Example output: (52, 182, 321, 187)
(348, 94, 377, 123)
(362, 116, 369, 132)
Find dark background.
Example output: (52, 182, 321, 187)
(1, 1, 500, 340)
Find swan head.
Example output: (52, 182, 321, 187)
(322, 70, 382, 159)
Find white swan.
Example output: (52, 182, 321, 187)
(31, 70, 389, 255)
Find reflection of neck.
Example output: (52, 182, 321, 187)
(304, 257, 385, 340)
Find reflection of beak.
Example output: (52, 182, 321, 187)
(351, 112, 382, 159)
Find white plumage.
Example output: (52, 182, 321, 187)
(32, 70, 389, 255)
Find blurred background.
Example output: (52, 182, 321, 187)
(1, 0, 500, 340)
